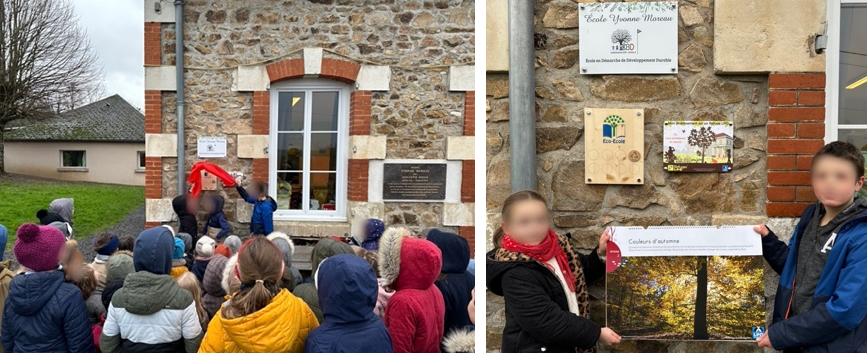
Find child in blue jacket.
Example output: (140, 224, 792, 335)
(755, 141, 867, 352)
(235, 181, 277, 236)
(202, 195, 231, 240)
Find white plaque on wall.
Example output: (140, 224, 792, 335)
(197, 136, 227, 158)
(578, 1, 679, 75)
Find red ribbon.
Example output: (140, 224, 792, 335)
(188, 162, 237, 197)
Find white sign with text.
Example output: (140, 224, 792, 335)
(578, 1, 679, 74)
(197, 136, 227, 158)
(608, 226, 763, 258)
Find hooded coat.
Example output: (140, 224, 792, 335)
(1, 270, 93, 353)
(304, 255, 392, 353)
(202, 254, 229, 319)
(486, 233, 606, 353)
(427, 229, 475, 334)
(293, 238, 355, 323)
(101, 251, 134, 312)
(378, 227, 445, 353)
(35, 210, 65, 226)
(203, 195, 231, 240)
(442, 329, 475, 353)
(49, 198, 74, 224)
(172, 195, 198, 237)
(100, 227, 203, 353)
(199, 289, 319, 353)
(267, 232, 303, 291)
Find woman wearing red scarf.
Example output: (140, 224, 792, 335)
(487, 190, 621, 353)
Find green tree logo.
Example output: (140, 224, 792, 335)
(603, 115, 626, 138)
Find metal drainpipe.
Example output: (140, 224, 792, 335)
(508, 0, 537, 192)
(175, 0, 185, 195)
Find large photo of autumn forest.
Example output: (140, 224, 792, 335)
(606, 256, 764, 340)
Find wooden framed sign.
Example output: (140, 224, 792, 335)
(584, 108, 645, 185)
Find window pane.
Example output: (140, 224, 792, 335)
(310, 172, 337, 211)
(62, 151, 86, 167)
(277, 133, 304, 171)
(839, 5, 867, 124)
(310, 133, 337, 171)
(311, 91, 339, 131)
(275, 172, 303, 210)
(138, 152, 145, 169)
(278, 92, 305, 131)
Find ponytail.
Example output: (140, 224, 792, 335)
(221, 237, 283, 319)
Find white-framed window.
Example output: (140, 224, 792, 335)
(826, 0, 867, 145)
(137, 151, 146, 171)
(269, 79, 349, 222)
(60, 150, 86, 168)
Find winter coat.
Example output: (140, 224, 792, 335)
(487, 233, 606, 353)
(100, 226, 203, 353)
(294, 238, 355, 323)
(427, 229, 475, 334)
(86, 292, 106, 325)
(0, 260, 14, 353)
(762, 203, 867, 352)
(203, 195, 231, 240)
(202, 254, 229, 319)
(1, 270, 94, 353)
(199, 289, 319, 353)
(267, 232, 303, 292)
(442, 329, 475, 353)
(304, 255, 392, 353)
(235, 185, 277, 235)
(378, 227, 445, 353)
(100, 271, 203, 353)
(191, 258, 211, 285)
(37, 211, 65, 225)
(172, 195, 198, 237)
(49, 198, 74, 224)
(91, 258, 108, 292)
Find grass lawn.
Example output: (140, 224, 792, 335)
(0, 175, 144, 242)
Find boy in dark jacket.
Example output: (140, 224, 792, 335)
(426, 229, 475, 335)
(304, 254, 392, 353)
(2, 223, 94, 352)
(235, 181, 277, 236)
(202, 195, 231, 240)
(172, 194, 198, 237)
(756, 141, 867, 352)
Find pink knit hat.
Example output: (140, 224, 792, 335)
(14, 223, 66, 272)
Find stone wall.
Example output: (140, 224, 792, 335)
(485, 0, 783, 351)
(152, 0, 475, 235)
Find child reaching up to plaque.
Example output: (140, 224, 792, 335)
(755, 141, 867, 352)
(234, 180, 277, 236)
(487, 190, 621, 352)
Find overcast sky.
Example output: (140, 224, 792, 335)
(72, 0, 144, 109)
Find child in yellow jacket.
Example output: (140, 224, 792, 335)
(199, 237, 318, 353)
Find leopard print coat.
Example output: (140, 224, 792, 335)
(493, 233, 595, 353)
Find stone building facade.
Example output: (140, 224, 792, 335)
(486, 0, 834, 352)
(142, 1, 476, 249)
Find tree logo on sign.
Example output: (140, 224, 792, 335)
(611, 29, 637, 53)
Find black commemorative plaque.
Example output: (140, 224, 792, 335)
(382, 163, 447, 200)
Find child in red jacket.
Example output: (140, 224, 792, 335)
(378, 227, 445, 353)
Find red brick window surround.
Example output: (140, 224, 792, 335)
(766, 73, 825, 217)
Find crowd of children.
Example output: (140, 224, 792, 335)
(0, 179, 477, 353)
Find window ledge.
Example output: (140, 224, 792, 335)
(135, 168, 145, 173)
(58, 167, 88, 172)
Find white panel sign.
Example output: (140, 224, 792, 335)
(608, 226, 762, 257)
(197, 136, 227, 158)
(578, 1, 679, 74)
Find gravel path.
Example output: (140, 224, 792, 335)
(3, 205, 145, 268)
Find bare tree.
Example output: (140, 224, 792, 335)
(611, 29, 632, 46)
(0, 0, 104, 173)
